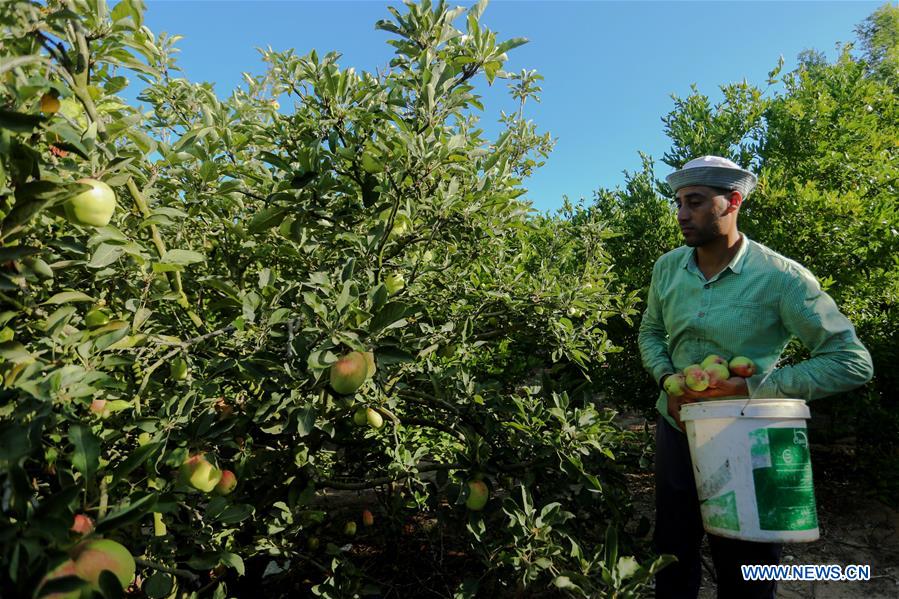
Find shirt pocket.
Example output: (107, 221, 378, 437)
(731, 302, 765, 328)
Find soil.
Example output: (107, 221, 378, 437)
(622, 416, 899, 598)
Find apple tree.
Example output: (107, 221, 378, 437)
(1, 0, 667, 597)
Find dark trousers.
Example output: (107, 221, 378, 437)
(654, 415, 782, 599)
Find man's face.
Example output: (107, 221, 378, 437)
(674, 185, 734, 247)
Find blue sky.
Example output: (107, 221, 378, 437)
(136, 1, 887, 213)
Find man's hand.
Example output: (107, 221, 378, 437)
(666, 377, 750, 431)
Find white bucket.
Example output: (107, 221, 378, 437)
(680, 399, 819, 543)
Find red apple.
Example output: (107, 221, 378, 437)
(214, 470, 237, 495)
(70, 539, 135, 592)
(329, 351, 368, 394)
(71, 514, 94, 535)
(729, 356, 756, 377)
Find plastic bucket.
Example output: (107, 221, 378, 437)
(679, 399, 819, 543)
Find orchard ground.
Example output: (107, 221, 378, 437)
(617, 411, 899, 599)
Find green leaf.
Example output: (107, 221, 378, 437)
(69, 424, 100, 482)
(296, 405, 316, 437)
(370, 302, 408, 333)
(88, 244, 124, 269)
(94, 493, 158, 533)
(0, 341, 31, 363)
(0, 109, 44, 133)
(112, 442, 162, 485)
(44, 291, 94, 304)
(248, 206, 290, 234)
(259, 151, 291, 172)
(143, 572, 174, 599)
(0, 422, 33, 469)
(219, 552, 245, 576)
(158, 249, 205, 265)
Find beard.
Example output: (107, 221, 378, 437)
(682, 224, 720, 247)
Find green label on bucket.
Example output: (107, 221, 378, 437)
(749, 427, 818, 531)
(701, 490, 740, 531)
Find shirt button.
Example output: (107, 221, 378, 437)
(704, 284, 711, 289)
(698, 312, 705, 317)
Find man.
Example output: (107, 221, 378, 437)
(638, 156, 874, 598)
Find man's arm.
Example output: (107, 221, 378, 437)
(638, 261, 675, 386)
(746, 269, 874, 400)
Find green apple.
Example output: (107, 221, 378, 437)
(64, 179, 116, 227)
(344, 521, 357, 536)
(465, 480, 489, 511)
(700, 354, 728, 369)
(179, 454, 222, 493)
(729, 356, 756, 377)
(37, 559, 83, 599)
(684, 364, 709, 392)
(353, 407, 369, 426)
(663, 373, 687, 396)
(705, 363, 731, 387)
(329, 351, 368, 394)
(366, 407, 384, 429)
(70, 539, 136, 593)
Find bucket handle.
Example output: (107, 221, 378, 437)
(739, 358, 783, 416)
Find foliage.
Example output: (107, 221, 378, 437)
(0, 0, 657, 597)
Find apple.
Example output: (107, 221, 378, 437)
(684, 364, 710, 392)
(179, 454, 222, 493)
(37, 559, 82, 599)
(214, 469, 237, 495)
(363, 350, 376, 379)
(700, 354, 728, 369)
(385, 273, 405, 295)
(663, 373, 687, 397)
(41, 93, 60, 114)
(64, 179, 116, 227)
(71, 514, 94, 535)
(465, 480, 489, 511)
(362, 509, 374, 527)
(353, 407, 369, 426)
(89, 398, 108, 418)
(366, 407, 384, 429)
(307, 536, 320, 551)
(329, 351, 368, 394)
(70, 539, 136, 593)
(729, 356, 756, 377)
(705, 363, 731, 387)
(344, 521, 357, 536)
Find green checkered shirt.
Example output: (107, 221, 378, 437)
(638, 234, 874, 431)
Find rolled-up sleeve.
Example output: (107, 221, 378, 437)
(639, 261, 675, 385)
(746, 270, 874, 400)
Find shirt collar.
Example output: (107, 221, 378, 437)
(680, 233, 751, 275)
